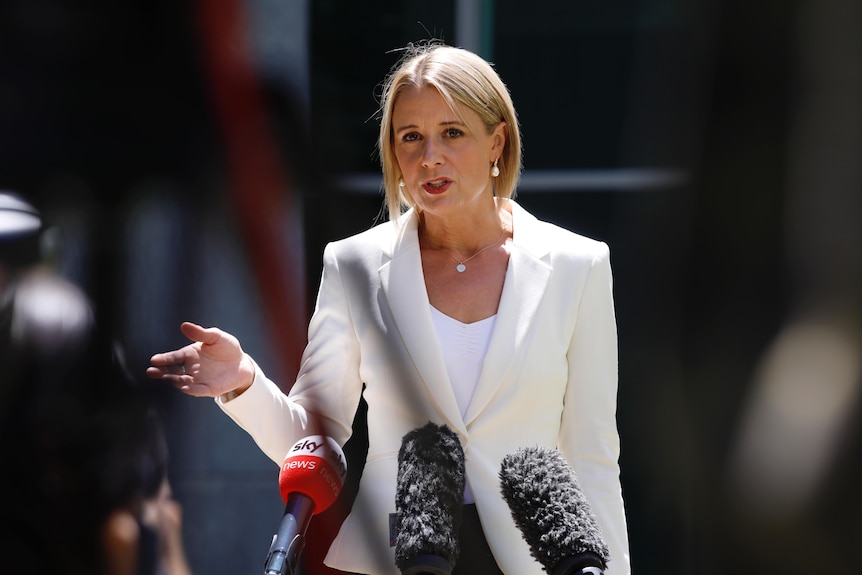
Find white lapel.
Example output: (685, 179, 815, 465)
(378, 210, 468, 435)
(464, 201, 552, 424)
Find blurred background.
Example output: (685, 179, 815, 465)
(1, 0, 860, 573)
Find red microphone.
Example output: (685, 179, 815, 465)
(263, 436, 347, 575)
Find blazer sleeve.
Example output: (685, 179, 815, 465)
(558, 242, 631, 575)
(214, 241, 365, 463)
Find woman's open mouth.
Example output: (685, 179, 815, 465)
(422, 178, 452, 194)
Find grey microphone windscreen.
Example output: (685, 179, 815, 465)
(499, 445, 610, 574)
(395, 422, 465, 575)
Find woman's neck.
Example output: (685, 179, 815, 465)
(418, 198, 512, 253)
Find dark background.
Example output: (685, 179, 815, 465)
(2, 0, 860, 573)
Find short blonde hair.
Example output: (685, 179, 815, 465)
(377, 42, 522, 221)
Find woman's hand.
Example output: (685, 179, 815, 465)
(146, 322, 254, 398)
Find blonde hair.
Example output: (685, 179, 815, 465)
(377, 41, 522, 221)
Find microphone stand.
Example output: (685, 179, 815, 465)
(263, 494, 315, 575)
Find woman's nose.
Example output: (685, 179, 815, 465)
(421, 140, 444, 167)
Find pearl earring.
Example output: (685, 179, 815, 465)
(491, 159, 500, 178)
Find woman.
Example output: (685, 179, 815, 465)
(148, 42, 631, 574)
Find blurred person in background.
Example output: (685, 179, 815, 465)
(0, 190, 191, 575)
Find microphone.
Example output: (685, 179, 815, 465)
(394, 422, 465, 575)
(263, 435, 347, 575)
(499, 446, 610, 575)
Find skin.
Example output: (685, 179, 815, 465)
(101, 478, 193, 575)
(147, 322, 254, 397)
(393, 85, 508, 248)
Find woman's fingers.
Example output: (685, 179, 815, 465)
(179, 321, 211, 343)
(148, 350, 180, 367)
(181, 323, 244, 362)
(147, 322, 246, 396)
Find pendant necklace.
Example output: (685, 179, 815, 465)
(448, 230, 506, 273)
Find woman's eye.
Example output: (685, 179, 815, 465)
(445, 127, 463, 138)
(402, 132, 420, 142)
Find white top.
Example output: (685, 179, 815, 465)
(431, 305, 496, 504)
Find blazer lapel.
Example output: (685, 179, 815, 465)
(378, 210, 468, 435)
(464, 202, 552, 425)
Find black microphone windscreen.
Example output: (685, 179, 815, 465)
(499, 446, 610, 574)
(395, 422, 465, 574)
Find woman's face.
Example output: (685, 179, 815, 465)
(392, 85, 505, 217)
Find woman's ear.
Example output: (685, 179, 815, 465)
(491, 121, 508, 158)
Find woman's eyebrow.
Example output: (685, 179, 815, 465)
(394, 120, 468, 134)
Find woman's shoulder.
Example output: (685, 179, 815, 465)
(513, 201, 610, 260)
(330, 217, 399, 248)
(322, 213, 407, 265)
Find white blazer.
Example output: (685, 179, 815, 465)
(217, 200, 631, 575)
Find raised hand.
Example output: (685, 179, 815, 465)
(147, 322, 254, 398)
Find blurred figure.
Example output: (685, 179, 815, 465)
(98, 406, 193, 575)
(722, 0, 862, 571)
(0, 190, 191, 575)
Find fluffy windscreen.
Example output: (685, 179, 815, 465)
(394, 422, 465, 571)
(499, 445, 610, 573)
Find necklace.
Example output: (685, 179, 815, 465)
(446, 230, 506, 273)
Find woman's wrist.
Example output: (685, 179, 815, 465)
(221, 354, 255, 402)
